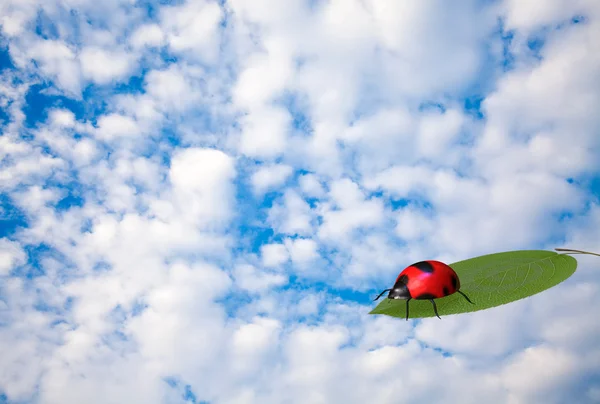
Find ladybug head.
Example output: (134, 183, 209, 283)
(388, 282, 410, 300)
(374, 275, 411, 301)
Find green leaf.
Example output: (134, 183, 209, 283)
(369, 250, 578, 319)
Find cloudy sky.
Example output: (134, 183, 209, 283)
(1, 0, 600, 403)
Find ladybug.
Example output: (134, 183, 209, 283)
(374, 260, 474, 320)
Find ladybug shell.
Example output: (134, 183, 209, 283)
(394, 260, 460, 300)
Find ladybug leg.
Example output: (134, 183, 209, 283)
(374, 289, 391, 301)
(405, 298, 411, 321)
(457, 290, 474, 304)
(429, 299, 441, 320)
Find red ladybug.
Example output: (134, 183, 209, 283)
(374, 260, 474, 320)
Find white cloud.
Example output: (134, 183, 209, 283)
(0, 239, 27, 275)
(234, 264, 288, 293)
(80, 47, 134, 85)
(364, 164, 432, 198)
(340, 107, 416, 175)
(260, 243, 289, 268)
(49, 109, 76, 128)
(144, 66, 203, 113)
(238, 106, 291, 158)
(285, 237, 319, 265)
(502, 0, 596, 32)
(343, 233, 408, 283)
(268, 190, 314, 236)
(12, 185, 61, 213)
(395, 207, 435, 241)
(232, 36, 295, 109)
(71, 138, 99, 167)
(417, 109, 465, 159)
(282, 325, 350, 387)
(230, 316, 281, 374)
(295, 293, 321, 317)
(169, 148, 235, 194)
(318, 178, 385, 242)
(113, 93, 163, 124)
(95, 114, 140, 141)
(129, 24, 165, 49)
(502, 345, 580, 403)
(251, 164, 293, 195)
(478, 19, 600, 177)
(298, 173, 325, 198)
(28, 39, 82, 94)
(0, 149, 65, 189)
(0, 1, 35, 37)
(369, 1, 493, 97)
(160, 0, 223, 62)
(166, 147, 237, 226)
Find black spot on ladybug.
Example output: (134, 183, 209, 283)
(415, 293, 437, 300)
(451, 274, 458, 290)
(413, 261, 434, 273)
(443, 287, 449, 296)
(398, 275, 409, 284)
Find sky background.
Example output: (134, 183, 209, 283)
(1, 0, 600, 403)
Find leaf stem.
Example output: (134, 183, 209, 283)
(555, 248, 600, 257)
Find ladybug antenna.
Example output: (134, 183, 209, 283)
(457, 290, 474, 305)
(555, 248, 600, 257)
(374, 289, 391, 301)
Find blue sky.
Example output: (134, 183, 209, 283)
(1, 0, 600, 403)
